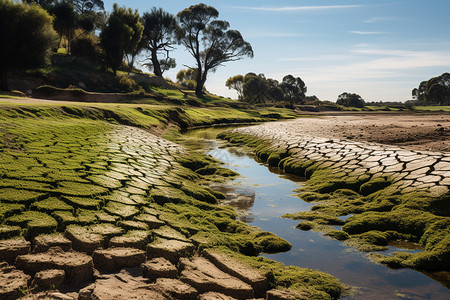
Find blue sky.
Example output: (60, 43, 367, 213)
(103, 0, 450, 102)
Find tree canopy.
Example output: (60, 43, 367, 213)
(336, 92, 365, 108)
(225, 75, 244, 100)
(141, 7, 178, 77)
(100, 3, 143, 73)
(177, 3, 253, 97)
(242, 73, 268, 104)
(280, 75, 306, 106)
(412, 73, 450, 106)
(0, 0, 58, 90)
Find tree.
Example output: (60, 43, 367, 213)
(23, 0, 56, 10)
(141, 7, 178, 77)
(177, 3, 253, 97)
(280, 75, 306, 106)
(225, 75, 244, 100)
(100, 3, 143, 73)
(52, 0, 77, 53)
(242, 73, 268, 104)
(336, 92, 365, 108)
(0, 0, 58, 90)
(266, 78, 283, 102)
(176, 68, 197, 89)
(412, 73, 450, 105)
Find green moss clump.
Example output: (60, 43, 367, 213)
(0, 203, 25, 221)
(325, 230, 349, 241)
(359, 177, 391, 196)
(61, 195, 102, 209)
(180, 182, 218, 204)
(298, 192, 329, 202)
(56, 181, 108, 197)
(296, 222, 314, 231)
(355, 230, 389, 246)
(0, 188, 47, 204)
(31, 197, 74, 212)
(52, 210, 78, 229)
(283, 211, 345, 226)
(6, 211, 57, 238)
(254, 232, 292, 253)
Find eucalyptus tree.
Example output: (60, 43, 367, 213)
(280, 75, 306, 106)
(141, 7, 178, 77)
(177, 3, 253, 97)
(225, 75, 244, 100)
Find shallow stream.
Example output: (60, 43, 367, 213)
(184, 126, 450, 299)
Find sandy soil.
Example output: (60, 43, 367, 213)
(293, 112, 450, 152)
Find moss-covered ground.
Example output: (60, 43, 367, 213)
(218, 131, 450, 273)
(0, 100, 344, 299)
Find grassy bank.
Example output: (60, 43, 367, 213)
(217, 131, 450, 273)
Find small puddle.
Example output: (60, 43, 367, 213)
(183, 127, 450, 299)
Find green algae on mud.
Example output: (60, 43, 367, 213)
(0, 111, 345, 298)
(217, 130, 450, 272)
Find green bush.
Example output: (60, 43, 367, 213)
(71, 34, 103, 60)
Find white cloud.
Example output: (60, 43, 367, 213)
(231, 5, 363, 12)
(364, 17, 402, 23)
(350, 31, 387, 35)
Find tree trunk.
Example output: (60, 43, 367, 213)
(195, 70, 208, 98)
(0, 70, 9, 91)
(151, 50, 162, 77)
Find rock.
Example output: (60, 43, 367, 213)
(0, 262, 31, 300)
(203, 249, 268, 297)
(92, 247, 146, 272)
(79, 269, 165, 300)
(32, 269, 65, 289)
(33, 234, 72, 253)
(266, 289, 309, 300)
(150, 278, 198, 299)
(179, 256, 254, 300)
(199, 292, 238, 300)
(0, 237, 31, 264)
(141, 257, 178, 280)
(146, 237, 195, 264)
(15, 247, 93, 284)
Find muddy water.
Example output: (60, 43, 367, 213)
(183, 127, 450, 300)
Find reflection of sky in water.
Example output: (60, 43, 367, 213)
(203, 140, 450, 300)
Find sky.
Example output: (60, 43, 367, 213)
(103, 0, 450, 102)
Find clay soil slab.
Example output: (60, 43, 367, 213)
(15, 247, 93, 284)
(203, 249, 268, 297)
(64, 225, 104, 254)
(179, 256, 254, 300)
(78, 270, 165, 300)
(32, 269, 65, 289)
(141, 257, 178, 280)
(109, 230, 150, 249)
(150, 278, 198, 299)
(199, 292, 238, 300)
(92, 247, 146, 272)
(146, 237, 195, 264)
(0, 237, 31, 264)
(0, 262, 31, 300)
(133, 214, 165, 229)
(33, 233, 72, 252)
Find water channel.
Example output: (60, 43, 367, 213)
(184, 126, 450, 299)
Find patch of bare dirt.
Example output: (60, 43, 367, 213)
(293, 112, 450, 152)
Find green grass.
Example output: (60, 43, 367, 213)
(414, 105, 450, 111)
